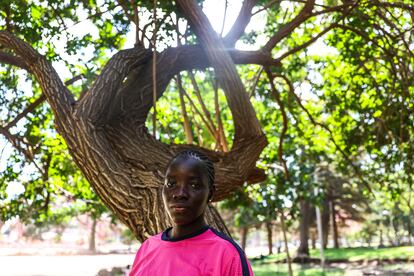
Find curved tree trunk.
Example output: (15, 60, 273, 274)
(0, 0, 267, 242)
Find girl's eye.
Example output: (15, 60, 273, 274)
(166, 180, 176, 188)
(190, 181, 200, 189)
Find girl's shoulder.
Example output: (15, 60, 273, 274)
(206, 227, 245, 254)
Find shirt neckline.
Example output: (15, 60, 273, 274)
(161, 225, 210, 242)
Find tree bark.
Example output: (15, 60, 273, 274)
(0, 0, 268, 242)
(297, 200, 311, 257)
(311, 230, 316, 249)
(280, 211, 293, 276)
(330, 200, 339, 248)
(240, 226, 249, 251)
(89, 217, 97, 253)
(322, 199, 330, 249)
(266, 221, 273, 255)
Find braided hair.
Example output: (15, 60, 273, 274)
(167, 150, 215, 192)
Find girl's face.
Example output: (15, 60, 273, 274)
(162, 158, 211, 226)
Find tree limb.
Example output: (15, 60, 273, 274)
(275, 1, 358, 61)
(220, 0, 229, 36)
(117, 0, 135, 23)
(263, 0, 315, 52)
(77, 46, 150, 125)
(274, 73, 373, 193)
(252, 0, 281, 16)
(176, 0, 267, 184)
(0, 51, 29, 71)
(176, 0, 264, 139)
(374, 1, 414, 12)
(179, 82, 217, 138)
(163, 45, 280, 77)
(188, 71, 216, 132)
(0, 31, 75, 127)
(223, 0, 257, 47)
(213, 79, 229, 152)
(3, 75, 84, 130)
(275, 23, 338, 61)
(4, 95, 46, 130)
(0, 125, 43, 173)
(105, 45, 280, 127)
(248, 66, 263, 98)
(176, 75, 194, 144)
(265, 67, 290, 180)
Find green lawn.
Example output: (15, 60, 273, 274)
(251, 262, 345, 276)
(250, 246, 414, 275)
(309, 246, 414, 261)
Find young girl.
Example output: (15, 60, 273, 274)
(130, 150, 254, 275)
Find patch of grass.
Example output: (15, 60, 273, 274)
(251, 263, 345, 276)
(310, 246, 414, 261)
(250, 246, 414, 275)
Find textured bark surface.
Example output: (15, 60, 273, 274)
(330, 200, 339, 248)
(322, 199, 330, 249)
(266, 221, 273, 255)
(0, 0, 268, 242)
(240, 226, 249, 251)
(297, 200, 311, 257)
(89, 218, 97, 253)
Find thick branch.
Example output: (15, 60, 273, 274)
(223, 0, 257, 47)
(77, 46, 150, 125)
(106, 45, 279, 127)
(176, 0, 264, 142)
(176, 0, 267, 187)
(0, 51, 29, 70)
(167, 45, 280, 78)
(263, 0, 315, 52)
(0, 31, 74, 128)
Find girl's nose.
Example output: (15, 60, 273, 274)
(172, 184, 189, 199)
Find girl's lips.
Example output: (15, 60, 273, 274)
(171, 206, 189, 213)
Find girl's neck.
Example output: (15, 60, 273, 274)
(170, 215, 207, 239)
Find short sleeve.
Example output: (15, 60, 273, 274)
(129, 240, 150, 276)
(223, 250, 254, 276)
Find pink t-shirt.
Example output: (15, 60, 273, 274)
(130, 226, 254, 276)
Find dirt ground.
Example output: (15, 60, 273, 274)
(0, 254, 135, 276)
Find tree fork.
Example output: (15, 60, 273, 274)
(0, 2, 268, 241)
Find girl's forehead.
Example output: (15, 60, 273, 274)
(167, 158, 206, 176)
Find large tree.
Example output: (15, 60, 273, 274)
(1, 0, 413, 241)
